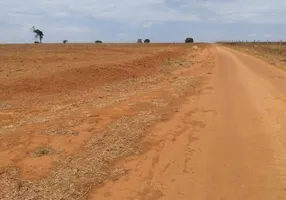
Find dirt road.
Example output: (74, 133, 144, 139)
(90, 46, 286, 200)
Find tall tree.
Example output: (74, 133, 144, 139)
(32, 26, 44, 43)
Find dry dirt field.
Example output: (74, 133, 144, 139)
(2, 42, 286, 200)
(0, 43, 213, 199)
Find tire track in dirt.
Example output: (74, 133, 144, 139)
(88, 47, 215, 200)
(90, 45, 286, 200)
(217, 47, 286, 197)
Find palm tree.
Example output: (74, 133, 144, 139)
(32, 26, 44, 43)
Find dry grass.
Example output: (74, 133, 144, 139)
(41, 129, 79, 136)
(1, 111, 162, 199)
(161, 57, 189, 73)
(0, 45, 210, 200)
(31, 147, 55, 157)
(0, 102, 11, 109)
(220, 42, 286, 69)
(0, 72, 200, 200)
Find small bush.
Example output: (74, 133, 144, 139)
(185, 37, 194, 43)
(137, 39, 143, 43)
(95, 40, 103, 43)
(63, 40, 68, 43)
(144, 39, 150, 43)
(32, 147, 54, 157)
(34, 41, 40, 44)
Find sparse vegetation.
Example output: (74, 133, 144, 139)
(32, 147, 54, 157)
(163, 58, 187, 66)
(219, 41, 286, 69)
(31, 26, 44, 43)
(161, 57, 188, 73)
(95, 40, 103, 43)
(185, 37, 194, 43)
(144, 39, 151, 43)
(0, 43, 207, 199)
(41, 129, 79, 136)
(63, 40, 68, 43)
(137, 39, 143, 43)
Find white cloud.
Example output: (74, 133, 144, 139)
(54, 12, 69, 17)
(117, 33, 128, 38)
(0, 0, 199, 24)
(54, 26, 91, 33)
(0, 0, 285, 42)
(142, 23, 154, 28)
(1, 0, 286, 25)
(142, 21, 165, 28)
(197, 0, 286, 24)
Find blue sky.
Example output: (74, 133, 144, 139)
(0, 0, 285, 43)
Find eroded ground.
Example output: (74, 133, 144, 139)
(0, 43, 213, 199)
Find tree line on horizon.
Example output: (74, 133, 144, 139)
(31, 26, 194, 44)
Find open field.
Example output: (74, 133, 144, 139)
(0, 43, 213, 199)
(2, 43, 286, 200)
(219, 42, 286, 69)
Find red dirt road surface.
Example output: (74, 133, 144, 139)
(1, 43, 286, 200)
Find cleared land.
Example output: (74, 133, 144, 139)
(2, 43, 286, 200)
(0, 43, 213, 199)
